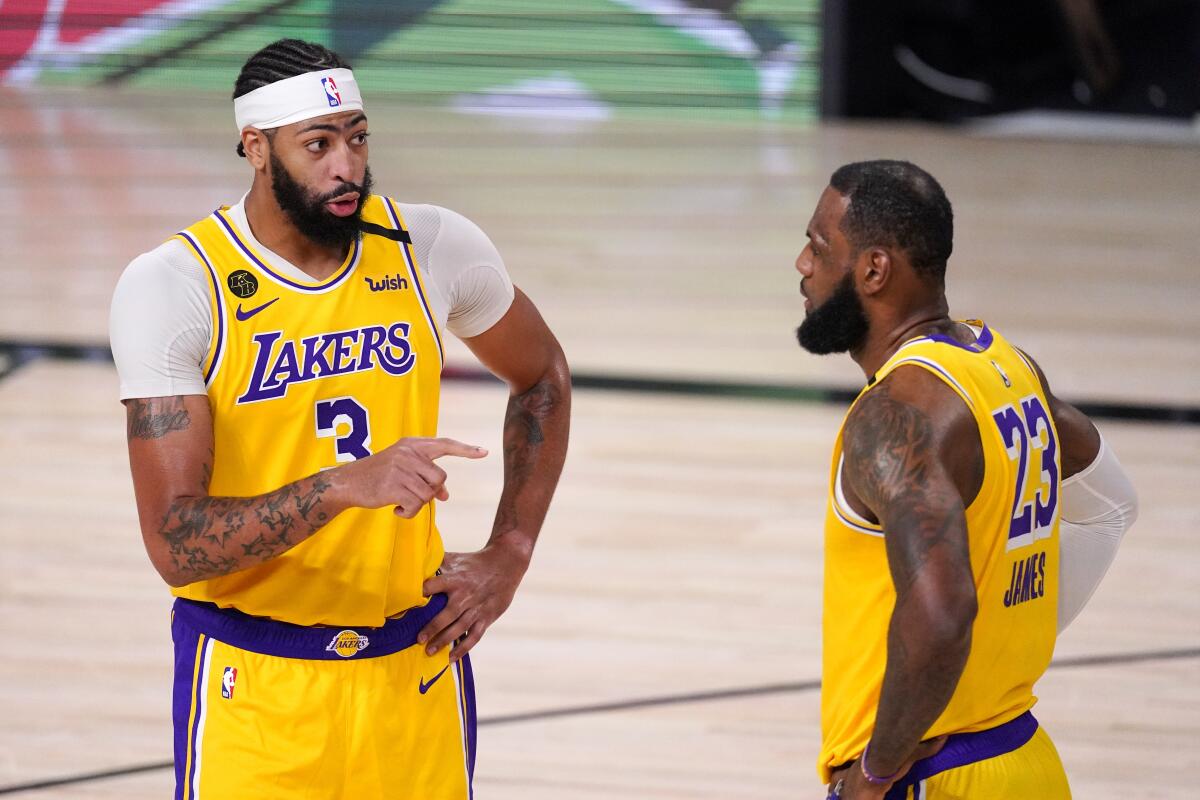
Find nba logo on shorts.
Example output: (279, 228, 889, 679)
(221, 667, 237, 699)
(321, 77, 342, 108)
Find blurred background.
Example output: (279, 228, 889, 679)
(0, 2, 1197, 798)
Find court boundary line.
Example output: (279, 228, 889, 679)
(0, 341, 1196, 425)
(1, 645, 1196, 795)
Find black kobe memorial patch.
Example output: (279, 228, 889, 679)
(227, 269, 259, 298)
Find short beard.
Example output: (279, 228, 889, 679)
(796, 271, 870, 355)
(269, 152, 373, 250)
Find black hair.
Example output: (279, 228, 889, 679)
(232, 39, 351, 157)
(829, 160, 954, 284)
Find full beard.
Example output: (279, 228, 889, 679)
(795, 271, 870, 355)
(269, 152, 374, 251)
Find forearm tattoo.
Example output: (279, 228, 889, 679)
(843, 382, 974, 774)
(127, 396, 190, 439)
(160, 473, 335, 584)
(125, 397, 339, 585)
(494, 376, 568, 537)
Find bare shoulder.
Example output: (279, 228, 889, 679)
(846, 365, 975, 454)
(844, 365, 982, 512)
(843, 370, 947, 503)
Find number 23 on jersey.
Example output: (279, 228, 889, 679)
(992, 394, 1059, 552)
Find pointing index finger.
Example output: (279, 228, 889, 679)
(416, 438, 488, 460)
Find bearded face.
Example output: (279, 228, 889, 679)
(269, 151, 374, 250)
(796, 269, 870, 355)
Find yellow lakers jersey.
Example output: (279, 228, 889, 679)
(819, 322, 1061, 780)
(172, 195, 445, 626)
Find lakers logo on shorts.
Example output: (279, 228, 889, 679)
(326, 630, 370, 657)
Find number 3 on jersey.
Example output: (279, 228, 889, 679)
(316, 396, 372, 463)
(992, 395, 1059, 550)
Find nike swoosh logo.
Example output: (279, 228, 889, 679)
(419, 665, 450, 695)
(235, 298, 279, 321)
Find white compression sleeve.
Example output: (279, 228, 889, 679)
(109, 239, 212, 400)
(1057, 435, 1139, 632)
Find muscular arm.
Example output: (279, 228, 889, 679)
(419, 287, 570, 658)
(841, 370, 979, 778)
(126, 397, 481, 588)
(125, 396, 347, 587)
(464, 287, 570, 559)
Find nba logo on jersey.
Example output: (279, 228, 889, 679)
(221, 667, 237, 699)
(322, 76, 342, 107)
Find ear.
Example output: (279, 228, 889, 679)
(859, 247, 892, 297)
(241, 128, 270, 172)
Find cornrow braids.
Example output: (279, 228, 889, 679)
(232, 39, 351, 157)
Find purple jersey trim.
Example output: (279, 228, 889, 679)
(382, 197, 445, 366)
(919, 323, 995, 353)
(882, 711, 1039, 798)
(212, 208, 360, 292)
(171, 594, 447, 660)
(177, 232, 224, 386)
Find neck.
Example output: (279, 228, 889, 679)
(850, 300, 957, 379)
(244, 182, 349, 281)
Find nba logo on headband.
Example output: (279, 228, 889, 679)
(322, 76, 342, 107)
(234, 68, 363, 132)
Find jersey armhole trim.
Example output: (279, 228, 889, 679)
(175, 231, 226, 387)
(382, 197, 445, 369)
(833, 454, 885, 537)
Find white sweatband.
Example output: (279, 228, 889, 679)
(234, 68, 364, 133)
(1057, 434, 1139, 632)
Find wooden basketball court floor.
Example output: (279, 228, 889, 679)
(0, 88, 1197, 798)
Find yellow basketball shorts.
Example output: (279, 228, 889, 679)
(876, 712, 1071, 799)
(171, 595, 476, 800)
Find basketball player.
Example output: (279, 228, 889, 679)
(794, 161, 1138, 798)
(109, 39, 570, 799)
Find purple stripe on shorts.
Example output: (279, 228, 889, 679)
(883, 711, 1039, 799)
(185, 634, 210, 797)
(460, 654, 478, 788)
(171, 594, 448, 660)
(171, 616, 203, 800)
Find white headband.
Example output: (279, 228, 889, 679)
(234, 67, 364, 133)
